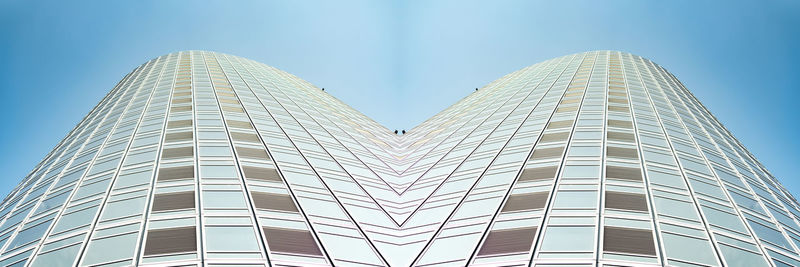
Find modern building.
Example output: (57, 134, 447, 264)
(0, 50, 797, 267)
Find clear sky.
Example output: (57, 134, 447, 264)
(1, 1, 798, 198)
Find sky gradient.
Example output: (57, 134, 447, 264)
(1, 1, 798, 198)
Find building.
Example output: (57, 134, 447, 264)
(0, 50, 797, 267)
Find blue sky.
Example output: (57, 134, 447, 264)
(0, 1, 798, 198)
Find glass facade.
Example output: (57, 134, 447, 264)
(0, 50, 797, 266)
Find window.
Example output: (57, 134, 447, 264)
(607, 147, 638, 160)
(262, 227, 322, 256)
(143, 227, 197, 256)
(477, 227, 537, 256)
(152, 192, 195, 212)
(199, 145, 232, 157)
(530, 147, 564, 161)
(562, 165, 599, 179)
(603, 226, 656, 255)
(607, 131, 635, 142)
(569, 145, 601, 157)
(205, 226, 260, 252)
(605, 191, 648, 212)
(230, 132, 260, 143)
(226, 120, 253, 129)
(251, 192, 297, 212)
(164, 132, 193, 143)
(540, 226, 595, 251)
(81, 232, 139, 265)
(203, 191, 247, 209)
(167, 120, 192, 129)
(170, 106, 192, 112)
(608, 119, 632, 129)
(161, 147, 193, 159)
(502, 192, 549, 212)
(201, 165, 237, 179)
(553, 191, 597, 209)
(236, 147, 270, 161)
(606, 166, 642, 181)
(540, 132, 569, 143)
(661, 232, 718, 265)
(157, 166, 194, 181)
(546, 120, 573, 129)
(242, 166, 282, 182)
(653, 196, 699, 221)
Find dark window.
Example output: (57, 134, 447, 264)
(608, 97, 629, 104)
(251, 192, 298, 212)
(165, 132, 193, 143)
(518, 166, 558, 182)
(170, 105, 192, 112)
(262, 227, 323, 256)
(222, 106, 244, 113)
(242, 166, 282, 182)
(547, 120, 573, 129)
(603, 226, 656, 255)
(540, 132, 569, 143)
(219, 98, 240, 105)
(167, 119, 193, 129)
(171, 98, 192, 104)
(607, 147, 638, 160)
(230, 132, 261, 143)
(607, 131, 635, 142)
(609, 91, 627, 97)
(606, 166, 642, 181)
(236, 147, 270, 160)
(502, 192, 549, 212)
(605, 191, 648, 212)
(226, 120, 253, 129)
(608, 105, 629, 112)
(608, 119, 632, 129)
(530, 147, 564, 160)
(556, 105, 578, 113)
(158, 166, 194, 181)
(161, 147, 194, 159)
(477, 227, 538, 256)
(152, 191, 195, 212)
(143, 226, 197, 256)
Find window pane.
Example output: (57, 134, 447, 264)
(203, 191, 247, 209)
(540, 226, 595, 251)
(206, 226, 260, 252)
